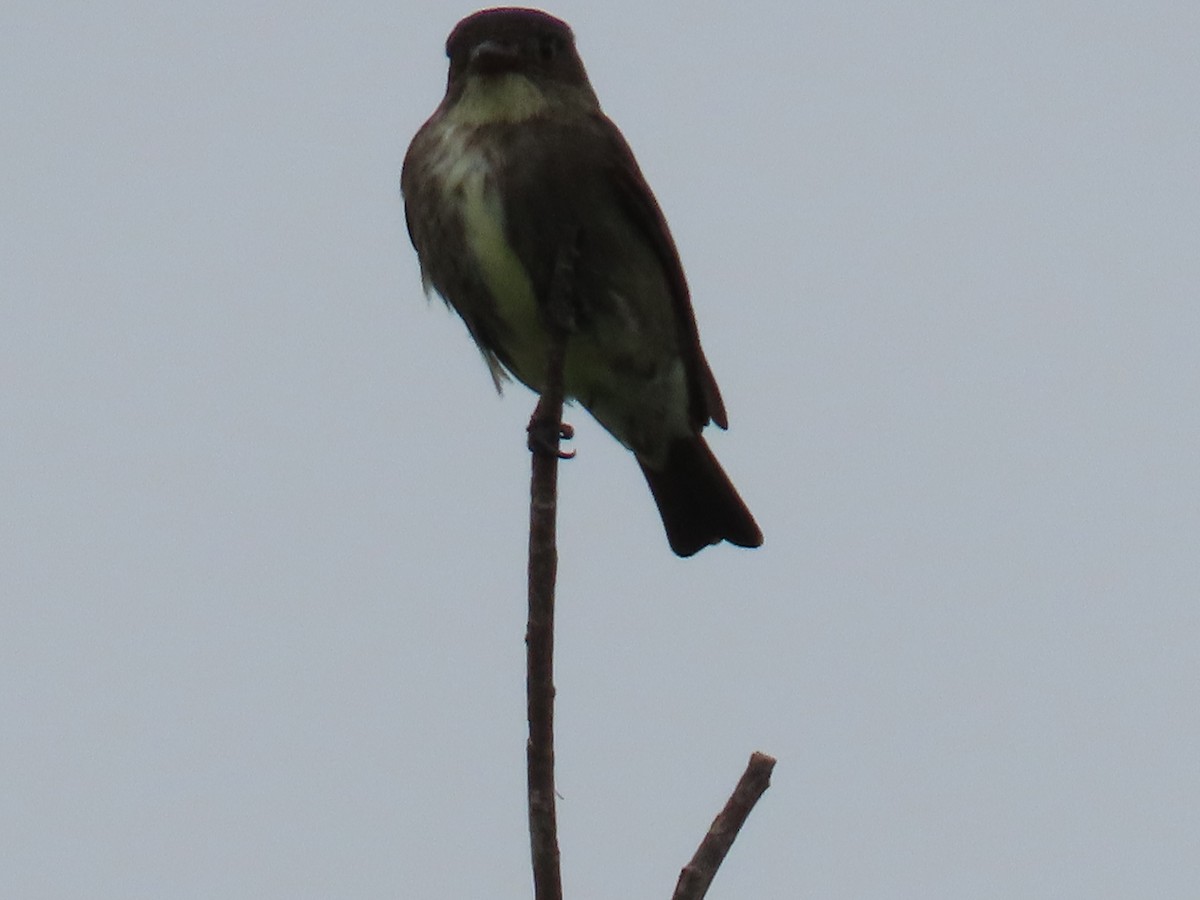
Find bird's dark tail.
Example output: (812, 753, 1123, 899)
(639, 436, 763, 557)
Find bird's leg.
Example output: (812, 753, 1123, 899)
(528, 231, 581, 459)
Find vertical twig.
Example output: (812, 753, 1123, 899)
(526, 237, 575, 900)
(671, 752, 777, 900)
(526, 345, 565, 900)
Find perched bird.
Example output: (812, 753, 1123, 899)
(401, 8, 762, 556)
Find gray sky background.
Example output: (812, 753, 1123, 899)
(3, 2, 1198, 897)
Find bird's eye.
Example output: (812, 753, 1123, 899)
(537, 36, 559, 61)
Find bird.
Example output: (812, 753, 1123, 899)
(401, 8, 762, 557)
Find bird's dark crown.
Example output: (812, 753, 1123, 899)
(445, 8, 589, 88)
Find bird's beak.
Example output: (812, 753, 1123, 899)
(470, 40, 522, 74)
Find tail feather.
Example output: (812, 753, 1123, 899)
(639, 436, 763, 557)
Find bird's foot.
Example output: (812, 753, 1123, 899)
(527, 417, 576, 459)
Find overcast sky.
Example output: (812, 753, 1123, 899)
(3, 2, 1198, 897)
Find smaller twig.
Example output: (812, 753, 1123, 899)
(671, 752, 777, 900)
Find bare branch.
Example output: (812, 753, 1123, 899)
(671, 752, 777, 900)
(525, 236, 577, 900)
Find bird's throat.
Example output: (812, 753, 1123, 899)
(447, 73, 549, 125)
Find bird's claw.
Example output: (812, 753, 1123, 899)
(527, 419, 576, 459)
